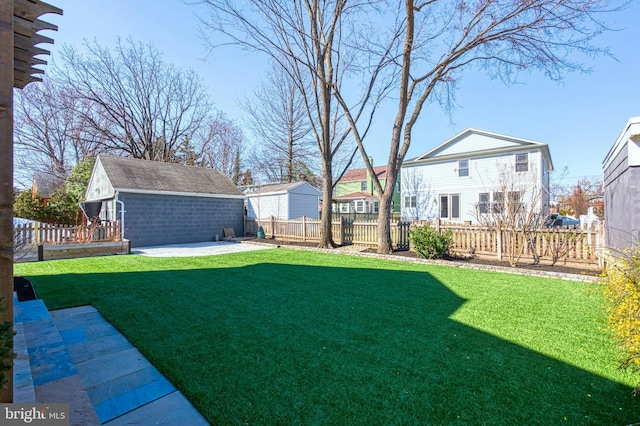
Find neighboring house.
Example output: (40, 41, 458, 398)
(401, 128, 553, 223)
(84, 155, 245, 248)
(603, 116, 640, 251)
(334, 164, 401, 214)
(32, 173, 64, 206)
(244, 181, 321, 220)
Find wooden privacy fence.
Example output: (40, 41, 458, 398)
(437, 221, 603, 266)
(14, 222, 121, 245)
(247, 217, 410, 250)
(247, 216, 604, 266)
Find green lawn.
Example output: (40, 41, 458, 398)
(15, 249, 640, 424)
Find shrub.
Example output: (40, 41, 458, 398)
(601, 244, 640, 393)
(409, 224, 453, 259)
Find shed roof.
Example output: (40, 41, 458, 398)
(244, 181, 310, 195)
(98, 155, 243, 197)
(602, 116, 640, 170)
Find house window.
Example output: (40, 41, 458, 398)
(478, 192, 490, 214)
(508, 191, 523, 214)
(404, 195, 417, 208)
(373, 201, 379, 213)
(355, 200, 365, 213)
(492, 192, 504, 213)
(361, 181, 367, 191)
(440, 195, 448, 218)
(339, 203, 349, 213)
(458, 159, 469, 177)
(515, 153, 528, 172)
(451, 194, 460, 219)
(439, 194, 460, 220)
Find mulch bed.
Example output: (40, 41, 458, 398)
(249, 237, 602, 278)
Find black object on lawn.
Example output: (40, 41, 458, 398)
(14, 276, 37, 302)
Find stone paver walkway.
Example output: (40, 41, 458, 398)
(14, 297, 208, 425)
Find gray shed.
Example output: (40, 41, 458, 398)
(85, 155, 245, 248)
(603, 117, 640, 251)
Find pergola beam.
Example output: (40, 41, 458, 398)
(0, 0, 61, 403)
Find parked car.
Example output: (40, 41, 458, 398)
(543, 213, 580, 228)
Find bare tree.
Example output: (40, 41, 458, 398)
(60, 38, 212, 163)
(564, 177, 603, 216)
(474, 163, 546, 266)
(332, 0, 620, 253)
(13, 78, 104, 184)
(196, 0, 380, 248)
(242, 59, 318, 183)
(200, 113, 246, 180)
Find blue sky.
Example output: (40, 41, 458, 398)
(41, 0, 640, 186)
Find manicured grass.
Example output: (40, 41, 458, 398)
(15, 249, 640, 424)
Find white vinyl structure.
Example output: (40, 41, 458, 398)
(244, 181, 321, 220)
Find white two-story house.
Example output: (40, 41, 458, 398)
(401, 128, 553, 224)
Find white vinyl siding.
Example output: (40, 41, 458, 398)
(401, 150, 545, 223)
(246, 182, 320, 219)
(429, 133, 527, 157)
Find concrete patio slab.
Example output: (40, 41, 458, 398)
(132, 240, 271, 257)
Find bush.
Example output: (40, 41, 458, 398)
(409, 224, 453, 259)
(601, 244, 640, 393)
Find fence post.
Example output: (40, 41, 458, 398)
(435, 218, 441, 234)
(496, 222, 503, 261)
(302, 216, 307, 241)
(270, 216, 275, 239)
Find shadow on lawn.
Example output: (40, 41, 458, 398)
(27, 261, 640, 425)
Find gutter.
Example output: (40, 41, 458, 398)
(114, 191, 125, 239)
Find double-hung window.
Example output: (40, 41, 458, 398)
(458, 159, 469, 177)
(515, 153, 528, 172)
(478, 193, 490, 215)
(404, 195, 417, 208)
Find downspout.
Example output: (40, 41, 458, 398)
(114, 191, 125, 240)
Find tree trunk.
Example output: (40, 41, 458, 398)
(318, 160, 335, 248)
(377, 189, 394, 254)
(0, 0, 14, 402)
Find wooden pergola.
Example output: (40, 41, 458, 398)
(0, 0, 61, 402)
